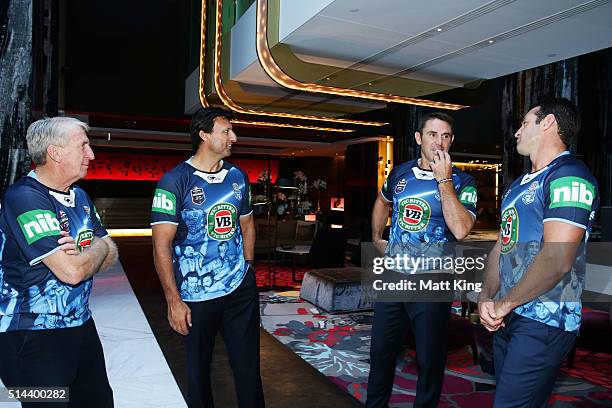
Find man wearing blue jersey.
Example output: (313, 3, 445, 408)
(0, 117, 117, 407)
(366, 112, 477, 408)
(151, 108, 263, 408)
(479, 98, 598, 407)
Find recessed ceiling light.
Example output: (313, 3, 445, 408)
(488, 40, 495, 43)
(436, 28, 442, 32)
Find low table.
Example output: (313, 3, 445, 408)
(299, 267, 373, 313)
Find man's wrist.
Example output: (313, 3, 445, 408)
(477, 295, 493, 303)
(166, 293, 182, 304)
(496, 298, 514, 315)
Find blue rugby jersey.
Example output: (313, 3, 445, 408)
(381, 159, 477, 271)
(0, 171, 107, 332)
(499, 152, 599, 334)
(151, 159, 252, 302)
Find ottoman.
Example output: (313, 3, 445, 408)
(299, 267, 373, 313)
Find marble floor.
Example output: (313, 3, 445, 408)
(0, 262, 186, 408)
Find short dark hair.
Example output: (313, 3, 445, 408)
(418, 112, 455, 135)
(531, 97, 580, 147)
(190, 107, 234, 154)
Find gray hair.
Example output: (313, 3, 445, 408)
(26, 117, 90, 165)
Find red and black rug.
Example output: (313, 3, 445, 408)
(260, 295, 612, 407)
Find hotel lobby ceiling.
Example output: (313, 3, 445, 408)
(190, 0, 612, 125)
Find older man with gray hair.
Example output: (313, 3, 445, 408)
(0, 117, 116, 407)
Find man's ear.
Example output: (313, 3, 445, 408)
(199, 129, 208, 143)
(414, 132, 422, 146)
(541, 114, 556, 132)
(46, 145, 61, 163)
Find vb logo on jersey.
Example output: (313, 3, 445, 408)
(207, 203, 237, 241)
(17, 210, 61, 244)
(549, 177, 595, 210)
(152, 188, 177, 215)
(76, 229, 94, 251)
(459, 186, 477, 206)
(500, 207, 519, 253)
(398, 197, 430, 232)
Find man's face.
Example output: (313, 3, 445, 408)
(527, 242, 539, 256)
(218, 243, 228, 258)
(534, 303, 549, 319)
(201, 117, 237, 158)
(570, 269, 579, 289)
(58, 127, 95, 181)
(187, 276, 198, 292)
(184, 246, 195, 258)
(415, 119, 453, 164)
(434, 226, 444, 238)
(183, 210, 201, 233)
(202, 275, 212, 287)
(515, 107, 542, 156)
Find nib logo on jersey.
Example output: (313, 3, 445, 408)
(549, 177, 595, 210)
(398, 197, 430, 232)
(152, 188, 177, 215)
(459, 186, 478, 206)
(207, 203, 237, 240)
(17, 210, 61, 244)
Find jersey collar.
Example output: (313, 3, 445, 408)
(519, 151, 570, 185)
(28, 170, 76, 206)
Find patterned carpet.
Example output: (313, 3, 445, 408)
(259, 293, 612, 407)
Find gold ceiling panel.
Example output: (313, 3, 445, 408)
(203, 0, 389, 127)
(196, 1, 366, 133)
(257, 0, 468, 110)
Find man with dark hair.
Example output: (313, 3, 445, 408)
(190, 107, 235, 154)
(479, 97, 598, 406)
(0, 117, 117, 407)
(531, 98, 580, 147)
(417, 111, 455, 136)
(152, 107, 264, 407)
(367, 112, 477, 407)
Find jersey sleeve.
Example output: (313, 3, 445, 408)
(1, 186, 62, 266)
(151, 172, 181, 225)
(543, 163, 598, 230)
(380, 169, 394, 202)
(457, 174, 478, 217)
(85, 194, 108, 239)
(240, 169, 253, 216)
